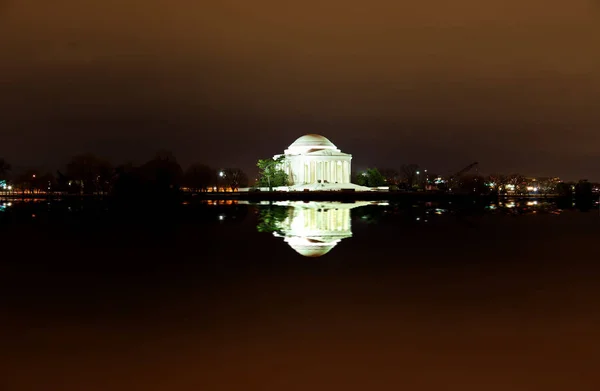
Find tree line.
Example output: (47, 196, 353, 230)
(3, 154, 596, 198)
(0, 152, 249, 196)
(353, 165, 597, 197)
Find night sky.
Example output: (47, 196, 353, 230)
(1, 0, 599, 180)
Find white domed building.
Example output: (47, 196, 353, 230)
(274, 134, 370, 191)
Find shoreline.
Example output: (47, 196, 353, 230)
(0, 191, 573, 202)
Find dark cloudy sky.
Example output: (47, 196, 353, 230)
(1, 0, 599, 179)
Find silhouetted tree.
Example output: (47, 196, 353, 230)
(139, 152, 183, 194)
(111, 163, 144, 200)
(39, 172, 56, 194)
(573, 180, 593, 211)
(400, 164, 420, 188)
(223, 168, 248, 191)
(14, 169, 46, 194)
(55, 170, 79, 194)
(183, 164, 215, 192)
(66, 154, 113, 195)
(556, 182, 573, 198)
(507, 174, 526, 194)
(487, 174, 509, 194)
(536, 177, 558, 196)
(575, 180, 593, 198)
(257, 156, 288, 190)
(378, 168, 400, 185)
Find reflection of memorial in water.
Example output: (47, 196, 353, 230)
(273, 201, 370, 257)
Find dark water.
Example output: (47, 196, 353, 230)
(1, 199, 599, 390)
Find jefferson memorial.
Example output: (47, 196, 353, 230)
(274, 134, 370, 191)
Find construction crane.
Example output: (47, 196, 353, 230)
(444, 162, 480, 193)
(449, 162, 479, 181)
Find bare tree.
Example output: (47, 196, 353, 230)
(66, 154, 113, 195)
(400, 164, 420, 187)
(487, 174, 508, 193)
(15, 169, 42, 194)
(378, 168, 400, 185)
(140, 152, 183, 191)
(536, 177, 557, 196)
(223, 168, 249, 191)
(507, 174, 526, 194)
(183, 164, 215, 192)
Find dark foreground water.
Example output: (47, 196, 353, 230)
(1, 199, 599, 390)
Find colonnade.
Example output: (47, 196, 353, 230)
(301, 160, 350, 184)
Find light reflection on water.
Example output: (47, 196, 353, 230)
(250, 198, 595, 257)
(261, 201, 373, 257)
(1, 198, 600, 390)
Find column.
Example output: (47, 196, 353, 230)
(321, 161, 324, 182)
(303, 163, 306, 183)
(347, 161, 351, 183)
(306, 163, 309, 184)
(333, 162, 337, 183)
(329, 161, 334, 182)
(334, 162, 338, 183)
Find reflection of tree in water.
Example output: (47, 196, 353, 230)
(258, 202, 366, 257)
(256, 205, 290, 234)
(353, 205, 387, 224)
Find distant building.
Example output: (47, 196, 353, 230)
(273, 134, 370, 191)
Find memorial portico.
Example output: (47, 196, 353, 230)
(274, 134, 352, 186)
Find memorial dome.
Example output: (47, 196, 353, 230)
(285, 134, 339, 154)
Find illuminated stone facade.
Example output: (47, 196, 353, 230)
(274, 134, 352, 188)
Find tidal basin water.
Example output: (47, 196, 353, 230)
(1, 199, 600, 390)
